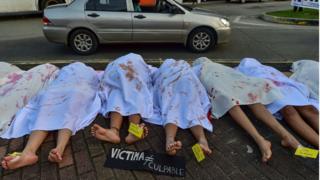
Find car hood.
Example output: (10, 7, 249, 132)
(191, 8, 228, 20)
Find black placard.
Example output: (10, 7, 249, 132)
(104, 148, 185, 177)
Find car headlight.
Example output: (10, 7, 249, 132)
(220, 18, 230, 27)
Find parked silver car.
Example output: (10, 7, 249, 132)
(43, 0, 230, 55)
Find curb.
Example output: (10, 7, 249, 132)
(0, 12, 41, 21)
(260, 13, 319, 26)
(9, 59, 295, 71)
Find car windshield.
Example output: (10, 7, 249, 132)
(172, 0, 193, 11)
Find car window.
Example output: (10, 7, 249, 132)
(134, 0, 180, 13)
(172, 0, 192, 11)
(86, 0, 127, 12)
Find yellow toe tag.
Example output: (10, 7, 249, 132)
(295, 146, 319, 159)
(128, 123, 143, 139)
(192, 144, 205, 162)
(8, 152, 22, 157)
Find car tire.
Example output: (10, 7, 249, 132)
(69, 29, 98, 55)
(187, 28, 216, 53)
(40, 0, 64, 10)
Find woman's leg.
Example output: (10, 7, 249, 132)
(295, 106, 319, 132)
(165, 123, 182, 156)
(249, 103, 301, 149)
(280, 106, 319, 148)
(48, 129, 72, 163)
(91, 112, 122, 144)
(190, 125, 212, 154)
(2, 130, 48, 170)
(125, 114, 148, 144)
(228, 106, 272, 162)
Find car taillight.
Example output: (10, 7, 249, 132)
(43, 17, 52, 25)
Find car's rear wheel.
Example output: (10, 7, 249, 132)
(40, 0, 64, 10)
(187, 28, 216, 53)
(69, 29, 98, 55)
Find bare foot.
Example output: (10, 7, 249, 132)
(125, 123, 148, 144)
(257, 139, 272, 162)
(166, 140, 182, 156)
(281, 135, 301, 150)
(198, 140, 212, 155)
(1, 152, 38, 170)
(48, 148, 63, 163)
(91, 124, 120, 144)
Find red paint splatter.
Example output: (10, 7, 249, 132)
(7, 73, 22, 84)
(248, 93, 258, 103)
(207, 111, 212, 121)
(264, 83, 272, 93)
(271, 80, 282, 87)
(119, 62, 137, 81)
(26, 73, 33, 81)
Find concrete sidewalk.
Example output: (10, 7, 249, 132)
(0, 112, 318, 180)
(10, 59, 296, 72)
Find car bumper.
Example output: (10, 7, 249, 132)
(216, 26, 231, 44)
(43, 26, 70, 44)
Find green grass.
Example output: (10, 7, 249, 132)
(267, 8, 319, 19)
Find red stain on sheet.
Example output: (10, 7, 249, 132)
(271, 80, 282, 87)
(26, 73, 33, 81)
(7, 73, 22, 84)
(119, 62, 136, 81)
(264, 83, 272, 93)
(248, 93, 258, 103)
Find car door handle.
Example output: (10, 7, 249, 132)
(87, 13, 100, 18)
(134, 15, 146, 19)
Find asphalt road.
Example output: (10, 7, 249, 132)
(0, 1, 318, 62)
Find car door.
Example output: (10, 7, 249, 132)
(85, 0, 132, 42)
(132, 0, 184, 42)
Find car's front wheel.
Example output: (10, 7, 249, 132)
(69, 29, 98, 55)
(187, 28, 216, 53)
